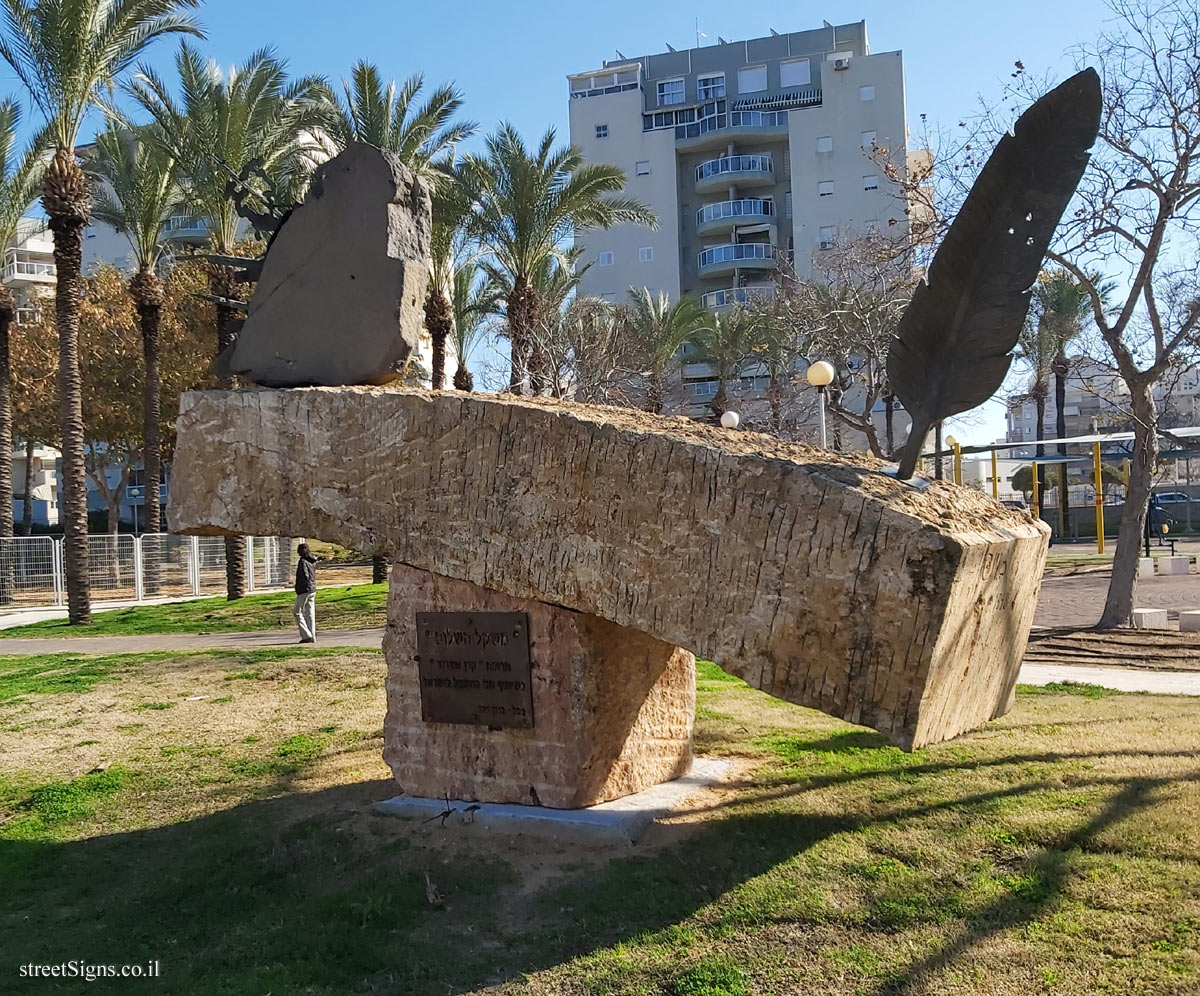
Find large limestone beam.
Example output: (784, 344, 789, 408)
(170, 387, 1049, 749)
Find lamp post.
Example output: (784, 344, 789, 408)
(945, 434, 963, 485)
(806, 360, 835, 449)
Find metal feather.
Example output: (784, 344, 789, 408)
(890, 69, 1101, 479)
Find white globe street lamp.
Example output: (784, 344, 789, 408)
(806, 360, 835, 449)
(720, 410, 740, 430)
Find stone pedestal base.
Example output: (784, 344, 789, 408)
(382, 564, 695, 808)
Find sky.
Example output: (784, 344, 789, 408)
(10, 0, 1121, 444)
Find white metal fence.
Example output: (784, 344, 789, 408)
(0, 535, 299, 608)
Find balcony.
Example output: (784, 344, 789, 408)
(676, 108, 790, 151)
(2, 252, 56, 285)
(161, 215, 209, 241)
(696, 242, 778, 277)
(695, 155, 773, 193)
(14, 305, 42, 326)
(701, 285, 776, 310)
(696, 198, 776, 236)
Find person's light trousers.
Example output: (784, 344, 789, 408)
(292, 592, 316, 641)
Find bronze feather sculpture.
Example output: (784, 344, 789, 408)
(889, 68, 1102, 479)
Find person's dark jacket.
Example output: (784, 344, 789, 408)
(295, 554, 317, 594)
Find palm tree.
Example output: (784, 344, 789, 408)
(0, 99, 44, 604)
(426, 168, 481, 388)
(322, 64, 478, 388)
(625, 287, 705, 414)
(449, 260, 500, 391)
(0, 0, 201, 624)
(1016, 305, 1056, 519)
(324, 63, 475, 191)
(130, 42, 327, 599)
(694, 308, 761, 419)
(463, 124, 656, 393)
(86, 124, 181, 544)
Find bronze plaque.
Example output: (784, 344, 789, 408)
(416, 612, 534, 727)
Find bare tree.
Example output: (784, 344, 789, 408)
(1020, 0, 1200, 626)
(763, 232, 914, 455)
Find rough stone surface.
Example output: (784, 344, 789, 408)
(171, 387, 1050, 749)
(227, 143, 431, 387)
(382, 564, 695, 808)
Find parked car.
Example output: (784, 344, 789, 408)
(1153, 492, 1192, 504)
(1001, 499, 1028, 510)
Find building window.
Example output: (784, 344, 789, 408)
(859, 85, 876, 101)
(691, 380, 718, 398)
(697, 73, 725, 100)
(863, 175, 879, 191)
(816, 135, 833, 153)
(780, 58, 811, 88)
(785, 191, 792, 218)
(818, 181, 834, 197)
(657, 78, 685, 106)
(595, 123, 608, 138)
(638, 246, 653, 262)
(819, 226, 837, 248)
(635, 160, 651, 175)
(737, 65, 767, 94)
(861, 130, 877, 148)
(598, 251, 614, 266)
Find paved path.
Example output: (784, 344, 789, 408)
(1018, 661, 1200, 695)
(0, 627, 385, 656)
(1035, 571, 1200, 629)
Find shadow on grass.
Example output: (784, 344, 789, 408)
(2, 749, 1197, 995)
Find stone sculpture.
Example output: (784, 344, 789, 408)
(171, 388, 1048, 781)
(221, 142, 432, 387)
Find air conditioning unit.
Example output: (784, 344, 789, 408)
(833, 58, 850, 71)
(819, 240, 834, 250)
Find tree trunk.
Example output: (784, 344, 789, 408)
(452, 365, 474, 391)
(644, 369, 664, 415)
(133, 269, 165, 597)
(767, 374, 783, 435)
(371, 555, 388, 584)
(1099, 383, 1157, 628)
(19, 438, 33, 535)
(131, 268, 164, 535)
(0, 291, 12, 606)
(1034, 392, 1047, 521)
(44, 151, 91, 625)
(107, 499, 120, 533)
(424, 288, 453, 390)
(211, 263, 246, 600)
(884, 394, 896, 456)
(507, 277, 535, 394)
(711, 380, 727, 419)
(1053, 355, 1071, 535)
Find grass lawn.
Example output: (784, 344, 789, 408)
(0, 583, 388, 638)
(1, 647, 1198, 995)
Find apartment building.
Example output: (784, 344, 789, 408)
(3, 217, 56, 328)
(567, 21, 914, 434)
(1005, 357, 1132, 454)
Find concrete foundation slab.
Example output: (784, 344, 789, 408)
(1162, 556, 1191, 576)
(372, 757, 736, 844)
(1132, 608, 1170, 630)
(1179, 610, 1200, 633)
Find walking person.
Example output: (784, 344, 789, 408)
(292, 543, 318, 643)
